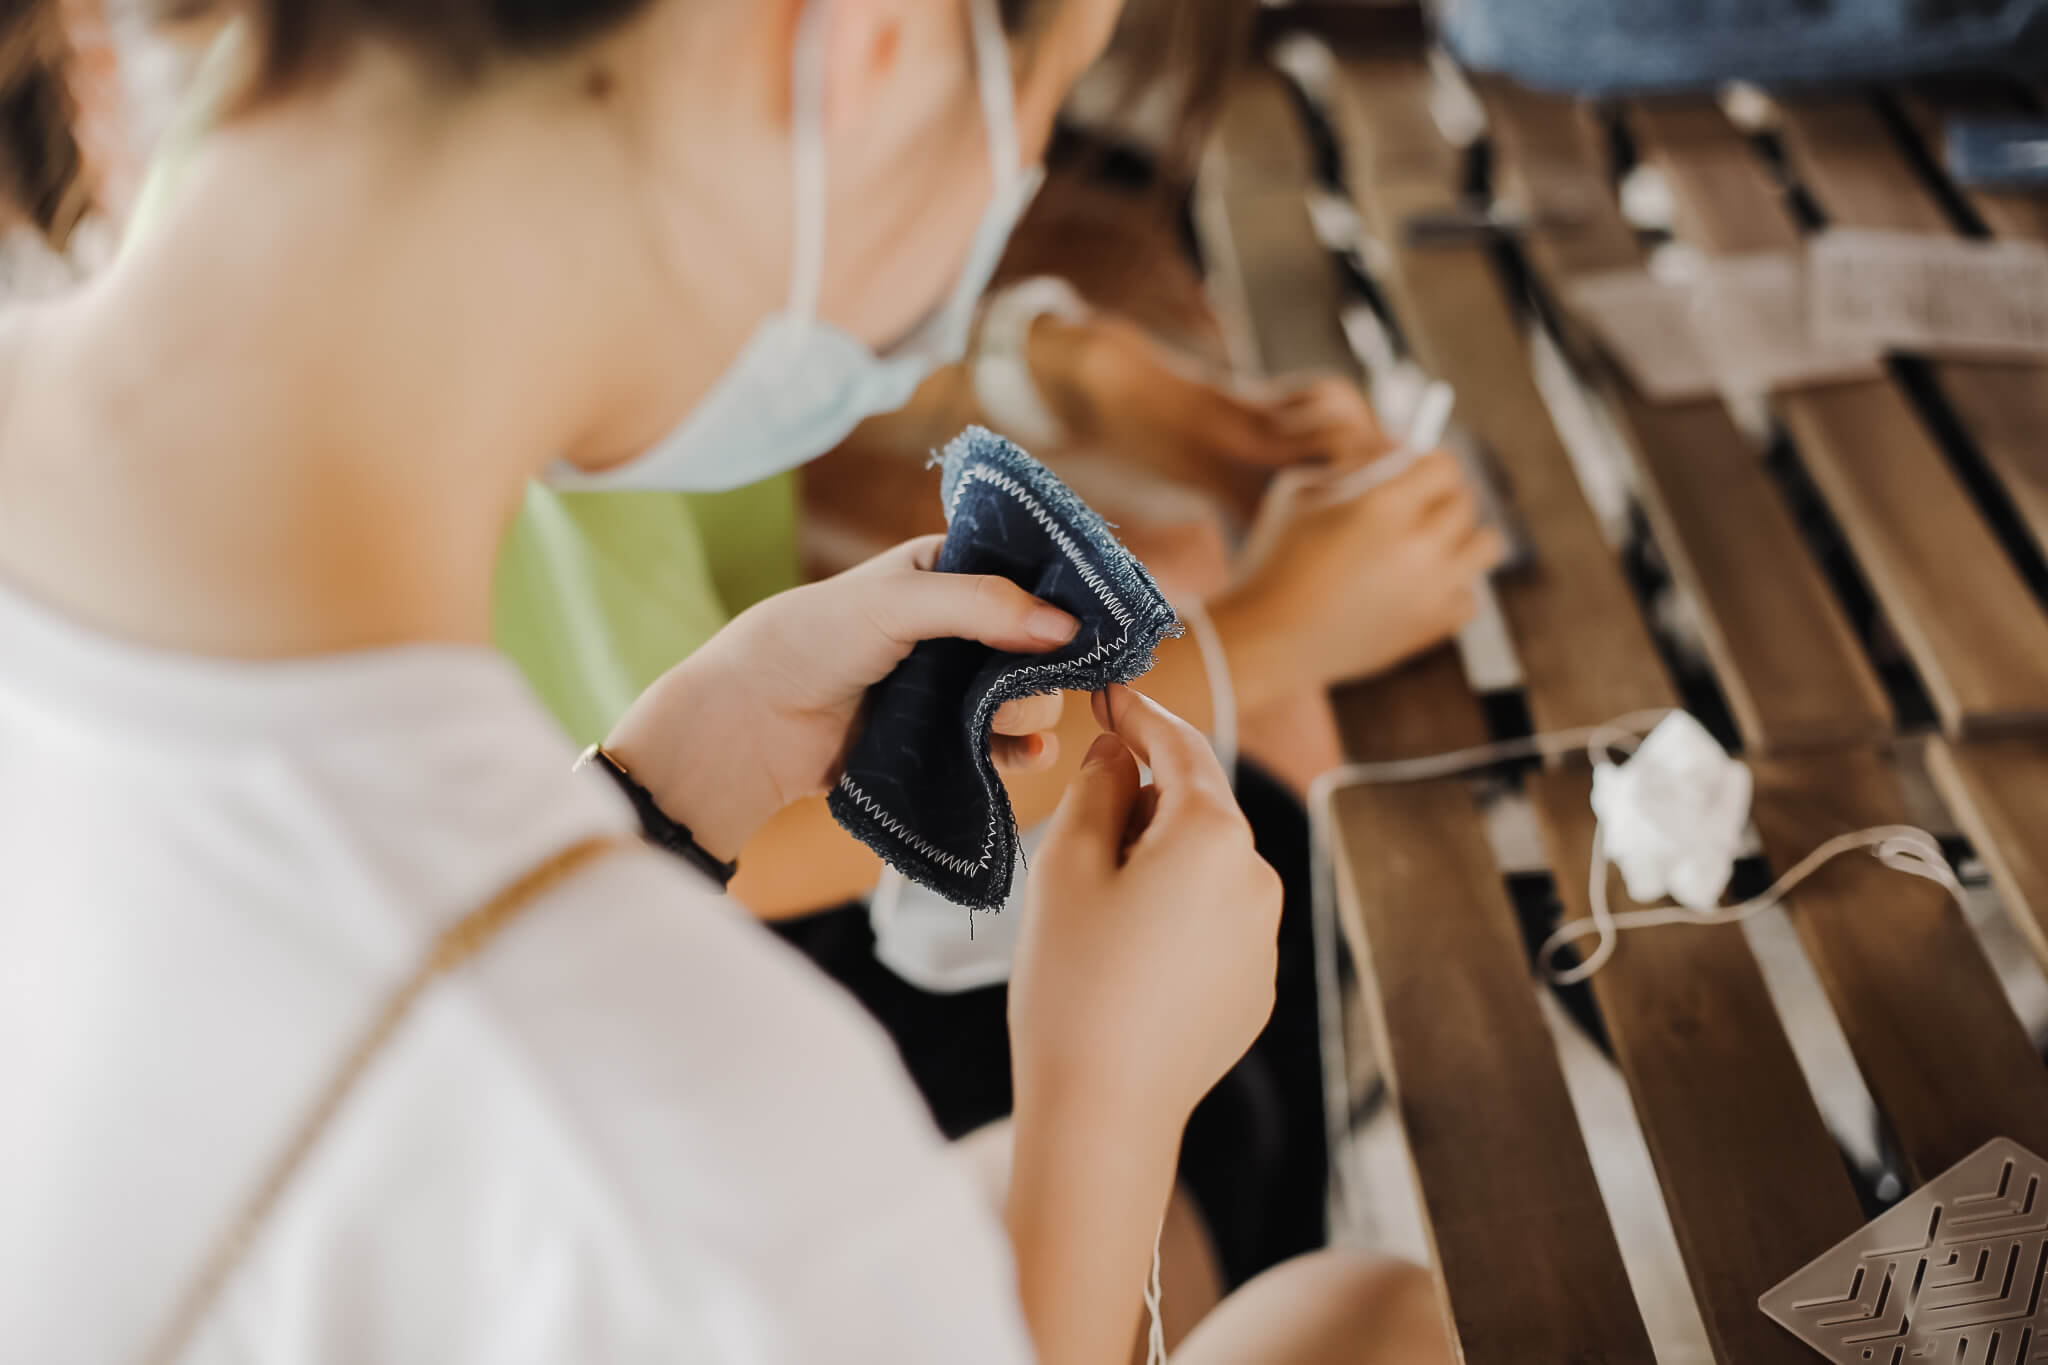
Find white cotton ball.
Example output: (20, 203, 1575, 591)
(1589, 712, 1752, 911)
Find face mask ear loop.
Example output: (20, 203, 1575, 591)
(967, 0, 1022, 194)
(787, 0, 831, 325)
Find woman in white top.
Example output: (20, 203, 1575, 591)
(0, 1, 1452, 1361)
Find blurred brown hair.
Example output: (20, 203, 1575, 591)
(1093, 0, 1256, 183)
(2, 0, 1253, 250)
(2, 0, 90, 247)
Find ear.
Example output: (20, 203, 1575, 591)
(818, 0, 908, 129)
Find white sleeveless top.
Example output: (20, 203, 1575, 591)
(0, 575, 1032, 1363)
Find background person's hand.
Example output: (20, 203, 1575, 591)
(1217, 449, 1508, 707)
(605, 535, 1074, 862)
(1045, 316, 1391, 518)
(1009, 686, 1284, 1131)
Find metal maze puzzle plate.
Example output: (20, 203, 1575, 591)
(1762, 1139, 2048, 1365)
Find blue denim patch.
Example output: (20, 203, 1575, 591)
(828, 427, 1183, 911)
(1439, 0, 2048, 95)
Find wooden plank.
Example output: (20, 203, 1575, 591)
(1779, 95, 2048, 574)
(1483, 86, 1892, 754)
(1206, 65, 1325, 195)
(1197, 70, 1360, 383)
(1614, 392, 1893, 752)
(1750, 749, 2048, 1181)
(1775, 98, 1952, 235)
(1775, 379, 2048, 736)
(1333, 777, 1656, 1365)
(1635, 99, 2048, 738)
(1918, 361, 2048, 570)
(1198, 68, 1491, 758)
(1899, 85, 2048, 244)
(1530, 770, 1866, 1365)
(1330, 645, 1490, 761)
(1332, 58, 1681, 737)
(1631, 102, 1802, 256)
(1479, 82, 1643, 281)
(1207, 88, 1651, 1359)
(1925, 735, 2048, 974)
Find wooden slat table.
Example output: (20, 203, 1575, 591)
(1632, 99, 2048, 738)
(1330, 57, 1682, 739)
(1480, 81, 1893, 756)
(1198, 43, 2048, 1365)
(1775, 95, 2048, 578)
(1204, 65, 1660, 1362)
(1530, 770, 1866, 1365)
(1197, 66, 1486, 763)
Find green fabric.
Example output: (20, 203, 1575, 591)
(492, 481, 801, 747)
(135, 25, 806, 746)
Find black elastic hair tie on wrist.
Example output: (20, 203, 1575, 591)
(829, 426, 1182, 910)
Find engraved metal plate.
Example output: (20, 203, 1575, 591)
(1761, 1138, 2048, 1364)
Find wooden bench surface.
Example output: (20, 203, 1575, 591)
(1482, 83, 1894, 755)
(1749, 749, 2048, 1179)
(1333, 777, 1657, 1365)
(1200, 48, 2048, 1365)
(1530, 770, 1867, 1365)
(1331, 58, 1681, 738)
(1925, 735, 2048, 974)
(1632, 99, 2048, 738)
(1205, 66, 1656, 1359)
(1774, 96, 2048, 586)
(1198, 64, 1487, 762)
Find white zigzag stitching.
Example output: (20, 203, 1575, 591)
(835, 775, 992, 878)
(843, 463, 1139, 881)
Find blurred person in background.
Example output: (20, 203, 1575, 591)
(0, 1, 1455, 1362)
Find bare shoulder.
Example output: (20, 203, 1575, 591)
(0, 300, 51, 436)
(0, 307, 34, 473)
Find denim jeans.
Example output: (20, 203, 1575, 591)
(1439, 0, 2048, 95)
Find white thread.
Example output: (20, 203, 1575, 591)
(1144, 1221, 1167, 1365)
(835, 774, 995, 878)
(785, 0, 829, 323)
(1538, 822, 1962, 986)
(1303, 707, 1961, 1239)
(1177, 597, 1237, 782)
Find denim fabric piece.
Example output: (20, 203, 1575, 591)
(1439, 0, 2048, 96)
(829, 427, 1182, 911)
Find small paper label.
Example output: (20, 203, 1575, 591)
(1565, 268, 1722, 402)
(1566, 256, 1882, 403)
(1810, 227, 2048, 357)
(1689, 252, 1884, 398)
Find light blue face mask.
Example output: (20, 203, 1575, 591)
(553, 0, 1042, 493)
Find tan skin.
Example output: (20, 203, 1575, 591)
(6, 4, 1453, 1361)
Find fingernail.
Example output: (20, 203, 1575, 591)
(1083, 733, 1122, 767)
(1028, 606, 1081, 645)
(1094, 685, 1121, 734)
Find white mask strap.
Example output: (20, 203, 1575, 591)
(967, 0, 1021, 194)
(789, 0, 1019, 330)
(787, 0, 830, 324)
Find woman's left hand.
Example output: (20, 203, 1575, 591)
(603, 535, 1076, 863)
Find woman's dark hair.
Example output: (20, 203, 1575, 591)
(2, 0, 90, 247)
(3, 0, 1251, 250)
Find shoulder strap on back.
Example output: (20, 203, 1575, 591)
(145, 833, 633, 1364)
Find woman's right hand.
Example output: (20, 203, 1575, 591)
(1217, 449, 1507, 708)
(1009, 686, 1283, 1135)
